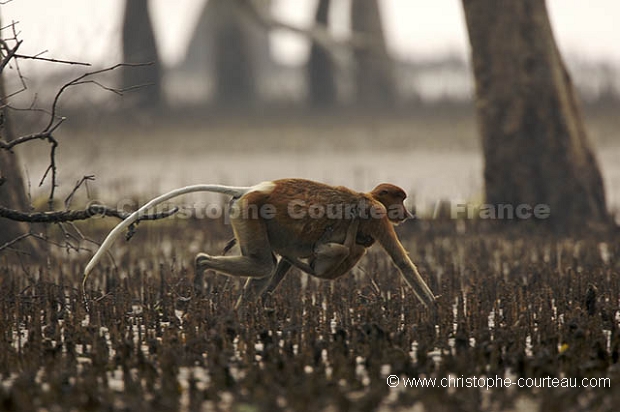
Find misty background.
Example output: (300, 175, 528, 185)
(2, 0, 620, 217)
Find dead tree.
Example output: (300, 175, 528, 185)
(462, 0, 611, 231)
(350, 0, 395, 108)
(307, 0, 337, 108)
(0, 22, 173, 258)
(0, 122, 42, 256)
(0, 14, 43, 257)
(122, 0, 162, 109)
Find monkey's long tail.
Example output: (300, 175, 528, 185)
(83, 184, 250, 286)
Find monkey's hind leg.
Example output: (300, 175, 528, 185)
(195, 216, 275, 279)
(235, 259, 292, 310)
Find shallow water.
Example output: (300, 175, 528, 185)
(20, 143, 620, 221)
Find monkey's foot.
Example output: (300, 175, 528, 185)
(260, 292, 276, 311)
(195, 253, 213, 272)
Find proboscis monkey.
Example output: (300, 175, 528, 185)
(83, 179, 437, 311)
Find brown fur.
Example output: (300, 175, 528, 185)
(195, 178, 436, 310)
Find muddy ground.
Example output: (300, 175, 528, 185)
(1, 219, 619, 412)
(2, 110, 620, 411)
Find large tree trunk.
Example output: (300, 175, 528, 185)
(307, 0, 337, 108)
(350, 0, 395, 108)
(122, 0, 162, 109)
(209, 0, 257, 108)
(182, 0, 270, 107)
(0, 150, 36, 255)
(462, 0, 611, 231)
(0, 18, 43, 258)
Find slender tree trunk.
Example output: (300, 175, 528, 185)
(462, 0, 611, 231)
(307, 0, 336, 108)
(122, 0, 162, 109)
(350, 0, 395, 108)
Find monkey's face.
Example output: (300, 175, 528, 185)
(370, 184, 414, 225)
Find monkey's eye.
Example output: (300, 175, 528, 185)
(380, 190, 388, 196)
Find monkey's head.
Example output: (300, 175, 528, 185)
(370, 184, 414, 224)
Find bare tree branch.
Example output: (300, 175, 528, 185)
(0, 203, 179, 223)
(233, 0, 383, 60)
(39, 137, 58, 207)
(0, 21, 165, 256)
(13, 53, 91, 66)
(64, 175, 95, 208)
(0, 229, 93, 255)
(70, 79, 153, 96)
(0, 21, 19, 32)
(0, 232, 31, 252)
(0, 38, 21, 72)
(0, 129, 56, 150)
(0, 62, 154, 210)
(44, 62, 154, 132)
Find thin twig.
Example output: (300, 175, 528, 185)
(10, 42, 29, 95)
(46, 138, 58, 207)
(0, 21, 18, 32)
(2, 103, 52, 117)
(13, 53, 91, 66)
(66, 221, 99, 251)
(0, 232, 31, 253)
(57, 222, 81, 253)
(45, 62, 153, 132)
(71, 79, 153, 96)
(0, 39, 21, 73)
(3, 84, 27, 100)
(64, 175, 95, 208)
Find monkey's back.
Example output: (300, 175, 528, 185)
(261, 179, 372, 258)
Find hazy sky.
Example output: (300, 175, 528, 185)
(2, 0, 620, 69)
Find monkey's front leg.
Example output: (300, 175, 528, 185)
(281, 218, 362, 278)
(310, 218, 360, 277)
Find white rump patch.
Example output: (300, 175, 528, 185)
(251, 181, 276, 194)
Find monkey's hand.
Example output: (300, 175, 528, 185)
(356, 233, 375, 247)
(315, 225, 335, 245)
